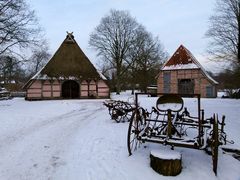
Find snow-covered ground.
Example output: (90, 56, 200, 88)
(0, 92, 240, 180)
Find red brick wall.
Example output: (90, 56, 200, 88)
(157, 69, 217, 98)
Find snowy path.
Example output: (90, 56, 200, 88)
(0, 97, 240, 180)
(0, 99, 141, 180)
(0, 100, 104, 179)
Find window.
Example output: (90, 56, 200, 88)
(206, 86, 213, 97)
(163, 72, 171, 93)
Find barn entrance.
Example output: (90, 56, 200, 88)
(62, 80, 80, 99)
(178, 79, 194, 94)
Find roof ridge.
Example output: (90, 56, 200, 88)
(28, 32, 101, 80)
(161, 44, 218, 84)
(161, 44, 200, 69)
(182, 46, 218, 84)
(181, 46, 201, 68)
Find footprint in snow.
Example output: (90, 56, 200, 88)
(50, 156, 66, 168)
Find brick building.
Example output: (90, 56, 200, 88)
(157, 45, 218, 98)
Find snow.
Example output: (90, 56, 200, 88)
(0, 92, 239, 180)
(218, 91, 227, 98)
(162, 63, 199, 70)
(30, 67, 106, 81)
(97, 70, 107, 80)
(161, 46, 218, 85)
(157, 103, 183, 112)
(151, 149, 181, 160)
(0, 90, 9, 94)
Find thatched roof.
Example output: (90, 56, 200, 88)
(34, 33, 100, 80)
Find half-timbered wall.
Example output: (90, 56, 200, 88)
(80, 80, 88, 97)
(26, 80, 42, 99)
(52, 80, 61, 97)
(42, 80, 51, 98)
(26, 79, 109, 100)
(89, 80, 97, 97)
(157, 69, 217, 98)
(80, 80, 109, 98)
(97, 80, 109, 97)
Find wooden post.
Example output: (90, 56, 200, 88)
(167, 109, 172, 138)
(212, 114, 219, 176)
(135, 93, 138, 110)
(150, 150, 182, 176)
(79, 80, 81, 98)
(41, 80, 44, 99)
(50, 79, 53, 98)
(200, 109, 204, 145)
(95, 79, 98, 98)
(221, 115, 225, 134)
(87, 79, 90, 97)
(60, 80, 62, 98)
(197, 95, 202, 146)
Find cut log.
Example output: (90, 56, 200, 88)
(150, 150, 182, 176)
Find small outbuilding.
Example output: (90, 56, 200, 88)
(24, 32, 109, 100)
(157, 45, 218, 98)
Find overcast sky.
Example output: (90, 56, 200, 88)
(27, 0, 221, 72)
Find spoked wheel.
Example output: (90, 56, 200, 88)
(211, 114, 219, 175)
(127, 107, 148, 156)
(111, 108, 124, 123)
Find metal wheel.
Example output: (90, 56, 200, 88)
(111, 108, 124, 123)
(127, 107, 147, 155)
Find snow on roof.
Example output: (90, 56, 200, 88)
(147, 85, 157, 89)
(161, 45, 218, 85)
(162, 45, 201, 70)
(31, 67, 45, 80)
(0, 80, 16, 84)
(162, 63, 199, 70)
(30, 69, 107, 81)
(97, 70, 107, 80)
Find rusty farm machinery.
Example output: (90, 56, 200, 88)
(104, 93, 229, 175)
(103, 99, 135, 123)
(127, 93, 228, 175)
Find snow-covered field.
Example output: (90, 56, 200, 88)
(0, 92, 240, 180)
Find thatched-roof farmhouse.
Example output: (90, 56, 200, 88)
(157, 45, 218, 98)
(24, 33, 109, 100)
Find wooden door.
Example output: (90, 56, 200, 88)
(178, 79, 194, 94)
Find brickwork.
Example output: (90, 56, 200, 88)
(157, 69, 217, 98)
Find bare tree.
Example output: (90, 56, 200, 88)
(89, 9, 139, 94)
(215, 67, 240, 97)
(129, 26, 168, 92)
(0, 55, 20, 83)
(27, 40, 51, 75)
(0, 0, 41, 57)
(206, 0, 240, 66)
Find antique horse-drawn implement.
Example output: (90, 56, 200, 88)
(127, 93, 227, 175)
(103, 100, 135, 123)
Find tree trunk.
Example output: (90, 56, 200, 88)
(116, 61, 121, 95)
(238, 1, 240, 64)
(131, 88, 134, 95)
(116, 82, 120, 94)
(115, 76, 120, 95)
(238, 26, 240, 64)
(150, 150, 182, 176)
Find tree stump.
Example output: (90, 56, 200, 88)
(150, 150, 182, 176)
